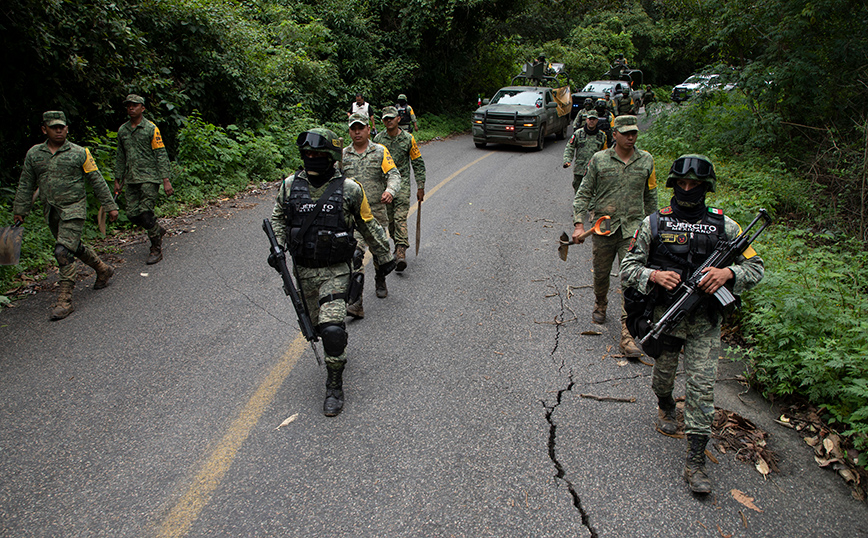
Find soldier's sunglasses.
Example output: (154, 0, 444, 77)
(670, 156, 716, 179)
(296, 132, 337, 151)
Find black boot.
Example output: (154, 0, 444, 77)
(684, 434, 712, 494)
(656, 395, 677, 435)
(323, 363, 345, 417)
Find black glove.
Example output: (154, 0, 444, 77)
(376, 258, 397, 279)
(267, 251, 283, 272)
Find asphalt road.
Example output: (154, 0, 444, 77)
(1, 131, 865, 537)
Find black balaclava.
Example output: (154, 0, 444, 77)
(302, 155, 334, 187)
(670, 181, 708, 221)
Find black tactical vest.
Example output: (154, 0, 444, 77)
(648, 206, 727, 277)
(285, 175, 356, 268)
(397, 104, 412, 125)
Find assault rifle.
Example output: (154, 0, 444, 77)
(639, 209, 772, 346)
(262, 219, 322, 366)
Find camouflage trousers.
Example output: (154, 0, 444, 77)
(353, 201, 391, 275)
(591, 228, 631, 321)
(47, 206, 97, 284)
(125, 182, 160, 220)
(571, 174, 585, 195)
(298, 262, 352, 367)
(386, 188, 411, 248)
(651, 313, 720, 436)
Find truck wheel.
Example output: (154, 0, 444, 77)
(475, 140, 487, 149)
(535, 125, 546, 151)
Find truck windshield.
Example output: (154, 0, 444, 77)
(491, 90, 544, 106)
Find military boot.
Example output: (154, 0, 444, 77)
(684, 434, 713, 494)
(50, 281, 75, 321)
(620, 321, 642, 357)
(77, 245, 114, 290)
(592, 301, 607, 324)
(375, 274, 388, 298)
(346, 295, 364, 319)
(146, 225, 166, 265)
(395, 246, 407, 272)
(323, 363, 345, 417)
(656, 395, 678, 435)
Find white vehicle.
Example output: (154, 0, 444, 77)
(671, 74, 735, 103)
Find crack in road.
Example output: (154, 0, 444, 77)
(542, 280, 599, 538)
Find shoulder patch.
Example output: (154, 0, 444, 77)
(151, 126, 165, 150)
(568, 134, 576, 144)
(409, 137, 421, 160)
(82, 148, 99, 174)
(708, 207, 724, 215)
(381, 146, 396, 173)
(659, 206, 673, 215)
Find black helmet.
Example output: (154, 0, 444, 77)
(666, 154, 717, 192)
(296, 128, 342, 162)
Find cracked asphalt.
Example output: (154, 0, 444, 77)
(0, 133, 865, 537)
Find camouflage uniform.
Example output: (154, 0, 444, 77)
(115, 114, 171, 243)
(14, 135, 118, 285)
(270, 168, 393, 367)
(373, 125, 426, 249)
(562, 121, 607, 194)
(573, 145, 657, 320)
(621, 212, 765, 436)
(342, 141, 401, 272)
(395, 95, 417, 133)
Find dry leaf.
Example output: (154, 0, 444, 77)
(616, 359, 628, 367)
(755, 458, 770, 476)
(804, 436, 819, 447)
(581, 330, 602, 335)
(275, 413, 299, 430)
(730, 489, 763, 513)
(717, 524, 732, 538)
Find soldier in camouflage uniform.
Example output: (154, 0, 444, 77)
(594, 99, 614, 147)
(572, 115, 656, 357)
(572, 98, 595, 130)
(563, 110, 607, 194)
(270, 128, 396, 416)
(115, 94, 173, 265)
(13, 111, 119, 320)
(395, 94, 418, 133)
(613, 87, 634, 117)
(620, 154, 764, 493)
(373, 106, 427, 272)
(342, 113, 402, 315)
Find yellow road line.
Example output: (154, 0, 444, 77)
(154, 149, 494, 537)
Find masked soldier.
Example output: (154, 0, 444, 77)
(395, 94, 418, 133)
(115, 94, 173, 264)
(563, 110, 607, 193)
(13, 111, 119, 320)
(572, 98, 595, 130)
(572, 115, 656, 357)
(270, 128, 396, 416)
(620, 154, 764, 493)
(373, 106, 427, 271)
(343, 113, 401, 315)
(594, 99, 614, 147)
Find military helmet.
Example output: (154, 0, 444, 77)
(296, 128, 342, 162)
(397, 93, 408, 102)
(666, 153, 716, 192)
(583, 97, 593, 107)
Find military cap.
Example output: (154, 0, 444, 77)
(381, 106, 399, 119)
(585, 110, 599, 120)
(613, 115, 640, 133)
(397, 94, 408, 101)
(348, 112, 369, 128)
(43, 111, 67, 127)
(123, 94, 145, 105)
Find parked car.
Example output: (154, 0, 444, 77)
(472, 85, 571, 150)
(671, 74, 735, 103)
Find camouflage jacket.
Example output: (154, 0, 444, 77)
(14, 140, 118, 220)
(373, 129, 427, 191)
(573, 147, 657, 237)
(562, 127, 607, 176)
(115, 118, 171, 185)
(621, 209, 765, 298)
(270, 168, 393, 266)
(341, 142, 401, 201)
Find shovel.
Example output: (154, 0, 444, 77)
(0, 222, 24, 266)
(557, 215, 612, 261)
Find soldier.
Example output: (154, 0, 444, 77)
(395, 94, 418, 133)
(563, 110, 607, 194)
(114, 94, 173, 265)
(373, 106, 427, 272)
(604, 91, 616, 118)
(13, 111, 119, 320)
(572, 115, 656, 357)
(270, 128, 396, 416)
(342, 112, 401, 316)
(620, 154, 764, 493)
(594, 99, 614, 148)
(572, 98, 595, 130)
(614, 87, 634, 117)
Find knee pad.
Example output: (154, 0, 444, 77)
(54, 244, 74, 266)
(318, 322, 348, 357)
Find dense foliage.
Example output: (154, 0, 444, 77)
(1, 0, 866, 461)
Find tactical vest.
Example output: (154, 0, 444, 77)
(284, 175, 357, 268)
(648, 206, 728, 277)
(396, 104, 412, 125)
